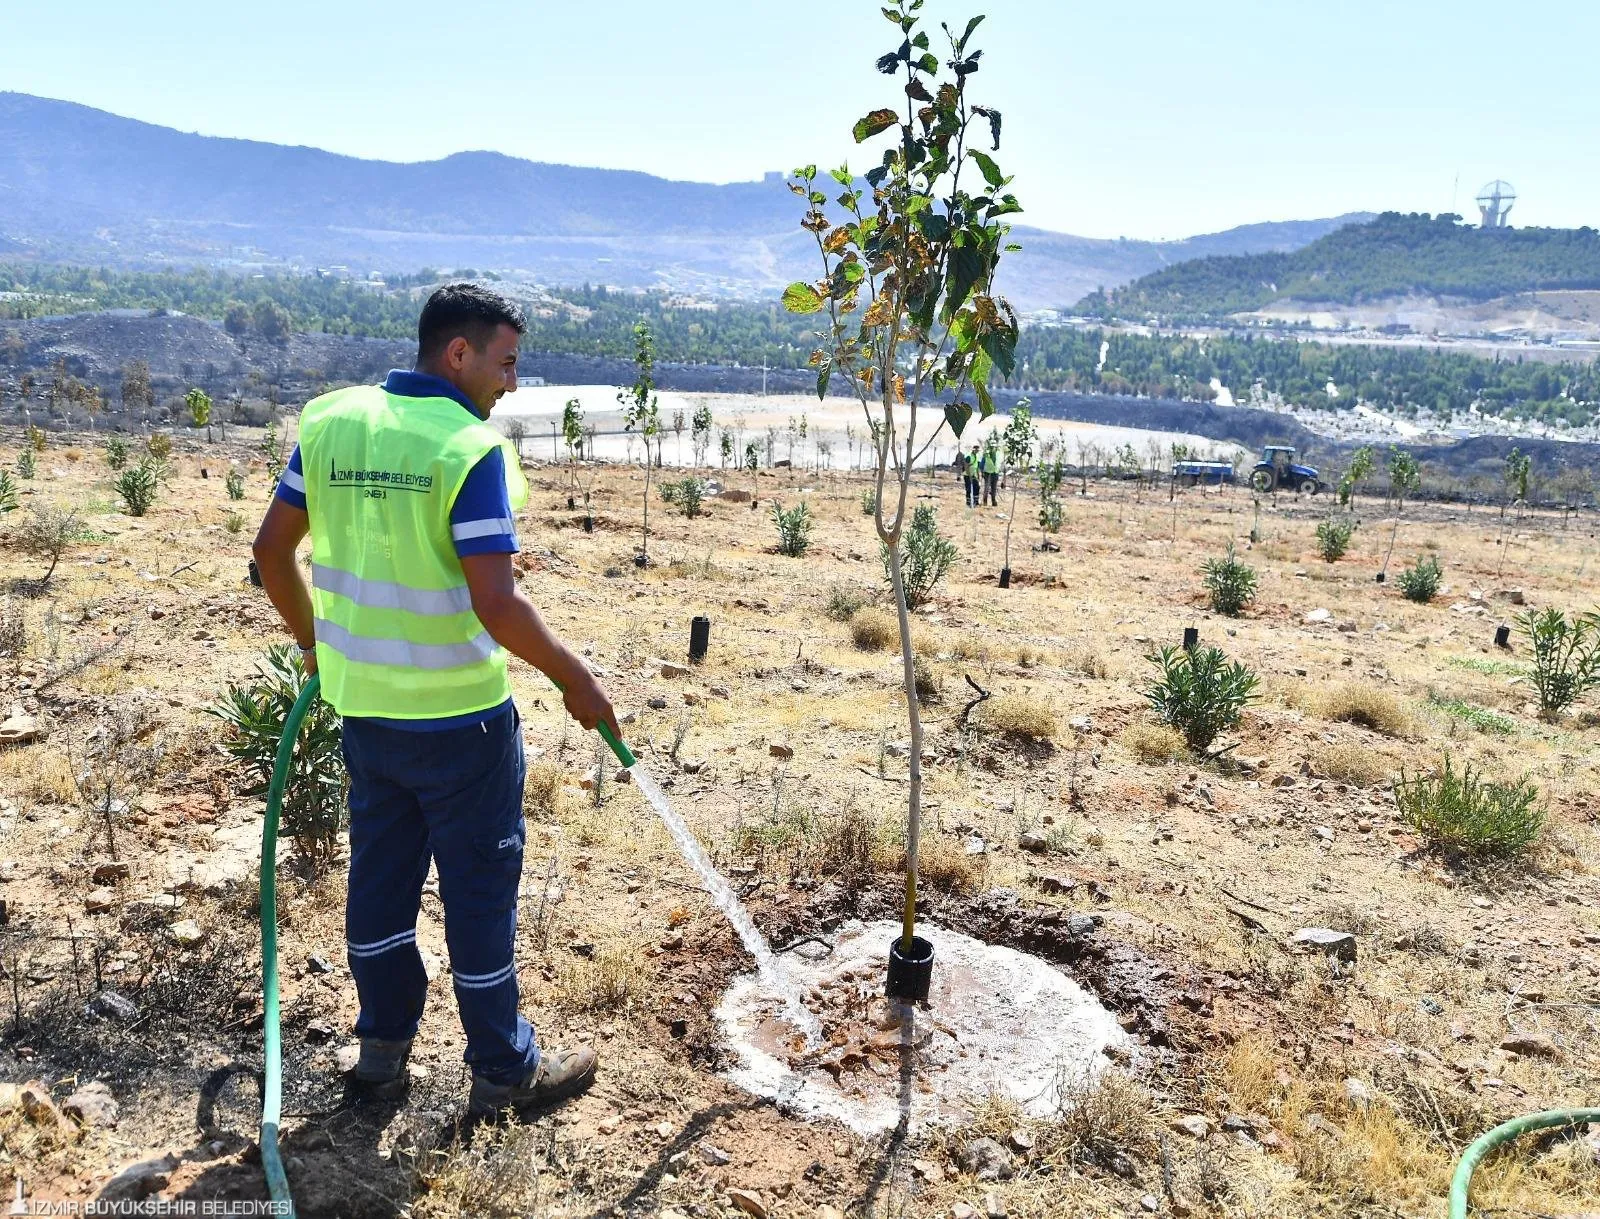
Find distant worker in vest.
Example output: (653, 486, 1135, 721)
(981, 436, 1000, 507)
(252, 283, 617, 1121)
(964, 443, 982, 508)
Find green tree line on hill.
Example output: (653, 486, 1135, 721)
(1, 260, 1596, 426)
(1077, 213, 1600, 321)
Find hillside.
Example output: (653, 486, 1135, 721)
(0, 92, 1363, 310)
(1080, 212, 1600, 322)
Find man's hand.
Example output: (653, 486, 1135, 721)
(561, 666, 616, 736)
(300, 646, 319, 678)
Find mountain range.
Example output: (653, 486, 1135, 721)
(0, 92, 1371, 310)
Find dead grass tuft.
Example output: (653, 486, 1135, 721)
(553, 943, 648, 1013)
(980, 694, 1057, 742)
(893, 833, 981, 894)
(1312, 739, 1388, 786)
(1063, 644, 1110, 680)
(523, 760, 565, 817)
(1119, 721, 1187, 765)
(404, 1121, 553, 1218)
(850, 607, 898, 651)
(1318, 683, 1414, 737)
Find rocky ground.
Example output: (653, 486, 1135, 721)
(0, 419, 1597, 1218)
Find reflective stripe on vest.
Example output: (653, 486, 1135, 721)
(299, 385, 528, 719)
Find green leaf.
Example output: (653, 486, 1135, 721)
(944, 400, 972, 438)
(969, 150, 1005, 189)
(980, 328, 1016, 380)
(985, 107, 1002, 150)
(912, 30, 929, 49)
(816, 358, 833, 401)
(782, 282, 825, 314)
(915, 210, 950, 241)
(970, 344, 993, 391)
(956, 14, 985, 52)
(916, 52, 939, 74)
(830, 166, 853, 188)
(853, 108, 900, 143)
(946, 241, 986, 315)
(975, 379, 995, 419)
(881, 6, 901, 21)
(875, 52, 901, 74)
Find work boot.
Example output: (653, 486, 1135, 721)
(467, 1046, 597, 1120)
(353, 1036, 413, 1098)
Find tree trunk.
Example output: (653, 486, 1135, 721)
(641, 440, 653, 564)
(1004, 476, 1020, 569)
(886, 537, 923, 951)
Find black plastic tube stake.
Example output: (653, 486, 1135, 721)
(998, 568, 1011, 589)
(1182, 626, 1198, 651)
(886, 934, 934, 1004)
(1494, 624, 1511, 649)
(689, 616, 710, 662)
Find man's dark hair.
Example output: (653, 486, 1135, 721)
(417, 282, 526, 362)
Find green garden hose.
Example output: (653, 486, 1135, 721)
(257, 675, 634, 1215)
(1448, 1106, 1600, 1217)
(259, 672, 320, 1219)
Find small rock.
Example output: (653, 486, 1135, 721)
(983, 1191, 1007, 1219)
(1292, 927, 1357, 962)
(84, 888, 117, 914)
(657, 659, 691, 680)
(647, 696, 669, 710)
(1343, 1077, 1374, 1109)
(168, 918, 205, 946)
(304, 1020, 336, 1044)
(1140, 1197, 1160, 1214)
(655, 1120, 674, 1138)
(91, 861, 130, 884)
(817, 1208, 845, 1219)
(769, 743, 795, 760)
(19, 1081, 61, 1126)
(1007, 1129, 1034, 1153)
(1172, 1114, 1211, 1138)
(1018, 831, 1047, 854)
(95, 1154, 179, 1204)
(683, 691, 702, 706)
(711, 685, 732, 699)
(1337, 621, 1357, 633)
(728, 1188, 768, 1219)
(88, 990, 138, 1022)
(1066, 913, 1099, 937)
(615, 768, 633, 785)
(1039, 875, 1076, 895)
(680, 758, 704, 774)
(307, 953, 333, 974)
(64, 1080, 118, 1128)
(1304, 608, 1332, 623)
(335, 1043, 361, 1074)
(1271, 773, 1295, 788)
(698, 1142, 732, 1166)
(910, 1158, 944, 1181)
(951, 1205, 977, 1219)
(958, 1136, 1014, 1181)
(1500, 1033, 1558, 1058)
(0, 713, 43, 745)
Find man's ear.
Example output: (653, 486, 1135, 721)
(444, 335, 472, 370)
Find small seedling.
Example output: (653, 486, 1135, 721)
(1397, 554, 1443, 603)
(0, 470, 16, 513)
(14, 503, 81, 589)
(17, 450, 35, 480)
(114, 460, 160, 516)
(1395, 752, 1543, 858)
(1315, 517, 1355, 562)
(1517, 605, 1600, 720)
(881, 503, 957, 608)
(860, 487, 878, 518)
(1145, 644, 1260, 751)
(104, 437, 130, 470)
(25, 425, 45, 453)
(224, 511, 245, 534)
(771, 501, 813, 557)
(224, 467, 246, 501)
(1201, 543, 1257, 616)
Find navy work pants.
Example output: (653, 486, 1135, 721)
(340, 704, 539, 1086)
(964, 474, 980, 507)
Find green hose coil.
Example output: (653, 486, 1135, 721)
(1449, 1106, 1600, 1218)
(259, 672, 320, 1218)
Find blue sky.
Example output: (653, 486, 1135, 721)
(3, 0, 1596, 240)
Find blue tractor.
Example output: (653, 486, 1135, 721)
(1250, 446, 1326, 495)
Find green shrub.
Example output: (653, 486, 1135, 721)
(224, 511, 245, 535)
(1201, 543, 1257, 616)
(0, 469, 16, 513)
(1426, 693, 1514, 736)
(114, 459, 159, 516)
(861, 487, 878, 517)
(1397, 554, 1443, 603)
(882, 503, 957, 608)
(146, 432, 172, 461)
(1395, 753, 1544, 858)
(771, 501, 813, 556)
(1517, 606, 1600, 720)
(1145, 645, 1260, 751)
(207, 644, 347, 872)
(224, 466, 246, 501)
(25, 425, 45, 453)
(824, 582, 869, 622)
(17, 450, 35, 480)
(105, 436, 130, 470)
(1315, 517, 1355, 562)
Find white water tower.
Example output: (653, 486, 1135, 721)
(1475, 180, 1516, 229)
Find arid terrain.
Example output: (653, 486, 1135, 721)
(0, 415, 1597, 1219)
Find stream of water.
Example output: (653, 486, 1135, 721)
(631, 767, 822, 1046)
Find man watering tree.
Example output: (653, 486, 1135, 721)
(252, 282, 617, 1120)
